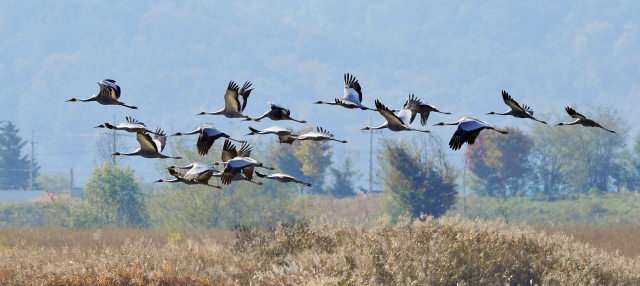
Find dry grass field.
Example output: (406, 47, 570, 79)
(2, 217, 640, 285)
(296, 193, 388, 222)
(540, 224, 640, 259)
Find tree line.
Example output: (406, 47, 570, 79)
(465, 106, 634, 198)
(34, 105, 635, 228)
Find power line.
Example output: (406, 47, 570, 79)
(37, 151, 93, 156)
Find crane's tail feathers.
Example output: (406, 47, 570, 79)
(123, 104, 138, 109)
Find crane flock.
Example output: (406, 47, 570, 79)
(67, 74, 615, 188)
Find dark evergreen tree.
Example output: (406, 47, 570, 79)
(378, 136, 458, 218)
(0, 121, 39, 190)
(327, 157, 358, 198)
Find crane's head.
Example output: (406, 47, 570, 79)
(167, 165, 176, 169)
(313, 100, 324, 104)
(360, 126, 371, 131)
(196, 111, 206, 116)
(111, 152, 122, 156)
(433, 122, 446, 126)
(486, 111, 497, 115)
(94, 124, 106, 128)
(171, 132, 182, 136)
(554, 122, 564, 126)
(153, 179, 164, 183)
(66, 98, 78, 102)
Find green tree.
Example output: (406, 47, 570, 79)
(465, 126, 533, 199)
(528, 107, 628, 194)
(560, 106, 628, 193)
(529, 113, 570, 196)
(0, 121, 39, 190)
(378, 135, 457, 218)
(82, 162, 148, 227)
(36, 173, 70, 194)
(622, 132, 640, 191)
(267, 126, 333, 194)
(147, 136, 299, 229)
(326, 156, 359, 198)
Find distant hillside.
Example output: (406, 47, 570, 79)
(1, 1, 638, 185)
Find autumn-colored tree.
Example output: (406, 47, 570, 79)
(378, 136, 457, 218)
(465, 126, 533, 200)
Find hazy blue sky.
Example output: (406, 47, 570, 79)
(0, 1, 638, 189)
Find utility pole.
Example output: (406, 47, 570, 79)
(70, 168, 74, 189)
(30, 130, 34, 190)
(369, 117, 373, 194)
(462, 157, 467, 216)
(112, 116, 116, 166)
(462, 157, 467, 194)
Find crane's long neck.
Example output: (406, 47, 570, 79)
(557, 119, 582, 126)
(207, 109, 225, 115)
(184, 129, 201, 135)
(369, 122, 389, 130)
(249, 111, 269, 121)
(488, 110, 511, 116)
(114, 150, 141, 156)
(81, 96, 98, 102)
(69, 95, 98, 102)
(173, 163, 194, 170)
(315, 100, 339, 105)
(174, 127, 201, 136)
